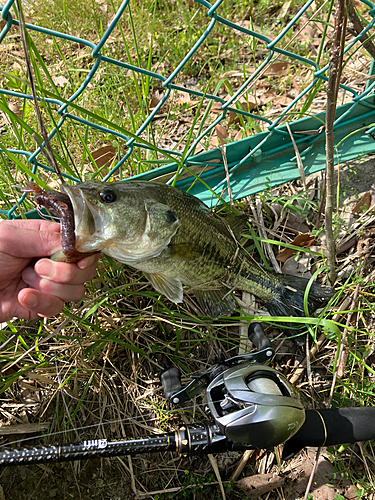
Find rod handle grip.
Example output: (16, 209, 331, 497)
(283, 407, 375, 460)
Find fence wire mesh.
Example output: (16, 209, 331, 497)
(1, 0, 375, 217)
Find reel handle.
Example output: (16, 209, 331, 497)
(160, 367, 183, 402)
(248, 322, 271, 351)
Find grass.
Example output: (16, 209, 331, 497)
(1, 0, 375, 498)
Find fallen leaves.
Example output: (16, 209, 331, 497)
(91, 145, 117, 169)
(276, 233, 315, 262)
(54, 75, 70, 87)
(352, 187, 375, 213)
(215, 123, 229, 145)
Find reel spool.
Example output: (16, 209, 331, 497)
(206, 363, 305, 448)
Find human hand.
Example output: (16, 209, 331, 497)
(0, 219, 100, 322)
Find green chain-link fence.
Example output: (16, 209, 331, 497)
(1, 0, 375, 217)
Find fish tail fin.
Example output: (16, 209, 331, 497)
(263, 274, 334, 345)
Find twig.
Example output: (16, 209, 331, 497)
(238, 292, 255, 355)
(303, 449, 321, 500)
(15, 0, 64, 184)
(133, 481, 229, 498)
(232, 450, 254, 481)
(329, 283, 360, 402)
(208, 454, 226, 500)
(304, 7, 349, 497)
(324, 0, 348, 285)
(289, 296, 352, 384)
(348, 0, 375, 60)
(220, 145, 233, 206)
(286, 122, 306, 190)
(254, 197, 282, 273)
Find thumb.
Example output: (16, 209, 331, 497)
(0, 220, 62, 259)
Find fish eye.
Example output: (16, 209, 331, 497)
(99, 188, 117, 203)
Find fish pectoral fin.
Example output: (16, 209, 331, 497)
(193, 288, 236, 319)
(144, 272, 183, 303)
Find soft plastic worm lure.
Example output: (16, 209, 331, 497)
(23, 182, 95, 263)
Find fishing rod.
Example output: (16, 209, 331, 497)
(1, 323, 375, 467)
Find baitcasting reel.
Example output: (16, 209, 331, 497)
(2, 321, 375, 467)
(160, 323, 306, 450)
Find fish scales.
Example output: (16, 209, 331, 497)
(45, 181, 334, 339)
(146, 186, 274, 299)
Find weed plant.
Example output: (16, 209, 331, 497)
(0, 0, 375, 498)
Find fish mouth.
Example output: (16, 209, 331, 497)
(61, 184, 113, 253)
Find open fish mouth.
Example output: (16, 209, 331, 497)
(61, 184, 113, 253)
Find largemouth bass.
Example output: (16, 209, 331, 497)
(56, 181, 334, 331)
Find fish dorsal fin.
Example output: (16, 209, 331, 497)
(223, 214, 248, 240)
(193, 288, 236, 319)
(144, 272, 183, 303)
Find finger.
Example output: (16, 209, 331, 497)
(34, 254, 99, 285)
(22, 268, 86, 302)
(0, 221, 62, 258)
(18, 288, 65, 318)
(7, 219, 62, 233)
(76, 253, 100, 270)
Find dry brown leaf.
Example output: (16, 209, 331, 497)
(276, 233, 315, 262)
(235, 20, 250, 30)
(264, 62, 289, 76)
(282, 254, 313, 278)
(292, 77, 300, 92)
(209, 136, 219, 149)
(237, 473, 285, 498)
(279, 0, 292, 18)
(91, 145, 117, 168)
(210, 101, 224, 113)
(273, 96, 294, 107)
(298, 14, 315, 44)
(282, 449, 350, 500)
(176, 91, 191, 104)
(54, 76, 70, 87)
(344, 484, 359, 499)
(352, 191, 372, 213)
(227, 110, 237, 125)
(8, 102, 23, 118)
(371, 182, 375, 205)
(234, 130, 243, 142)
(149, 96, 160, 109)
(215, 124, 229, 145)
(238, 95, 256, 112)
(259, 91, 277, 105)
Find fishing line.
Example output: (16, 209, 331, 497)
(15, 0, 64, 184)
(35, 205, 61, 223)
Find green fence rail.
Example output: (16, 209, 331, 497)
(1, 0, 375, 217)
